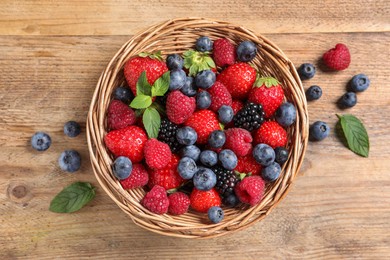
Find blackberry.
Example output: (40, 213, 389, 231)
(233, 102, 265, 131)
(158, 118, 182, 153)
(212, 166, 239, 198)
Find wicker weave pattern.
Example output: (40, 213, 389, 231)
(86, 17, 309, 239)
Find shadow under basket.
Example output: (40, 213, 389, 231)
(86, 17, 309, 239)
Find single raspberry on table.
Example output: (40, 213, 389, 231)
(141, 185, 169, 214)
(322, 43, 351, 71)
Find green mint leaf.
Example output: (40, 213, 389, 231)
(143, 107, 161, 138)
(130, 95, 152, 109)
(136, 71, 152, 96)
(151, 71, 170, 97)
(49, 182, 95, 213)
(254, 76, 280, 88)
(337, 114, 369, 157)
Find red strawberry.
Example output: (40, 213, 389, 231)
(104, 126, 147, 163)
(231, 100, 244, 115)
(234, 154, 262, 176)
(168, 192, 190, 215)
(213, 38, 236, 67)
(235, 176, 265, 206)
(148, 154, 185, 190)
(124, 56, 168, 95)
(208, 81, 232, 112)
(166, 90, 196, 124)
(190, 188, 221, 213)
(184, 110, 221, 144)
(120, 163, 149, 189)
(224, 128, 252, 157)
(248, 77, 284, 118)
(141, 185, 169, 214)
(144, 139, 172, 170)
(107, 100, 136, 130)
(254, 121, 287, 148)
(322, 43, 351, 71)
(217, 63, 257, 99)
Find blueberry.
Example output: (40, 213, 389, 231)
(176, 126, 198, 145)
(218, 149, 238, 170)
(178, 157, 198, 179)
(64, 121, 81, 137)
(195, 70, 216, 89)
(181, 145, 201, 161)
(309, 121, 330, 141)
(218, 105, 234, 124)
(31, 132, 51, 151)
(339, 92, 357, 108)
(222, 193, 240, 207)
(261, 162, 281, 182)
(166, 54, 184, 70)
(298, 63, 316, 80)
(114, 86, 134, 104)
(181, 76, 197, 97)
(253, 143, 275, 167)
(58, 150, 81, 173)
(275, 102, 296, 127)
(208, 206, 224, 223)
(208, 130, 226, 148)
(306, 85, 322, 101)
(200, 150, 218, 167)
(113, 156, 132, 180)
(193, 167, 217, 191)
(196, 91, 211, 109)
(236, 41, 257, 62)
(274, 147, 289, 165)
(169, 69, 186, 90)
(195, 36, 213, 52)
(349, 74, 370, 92)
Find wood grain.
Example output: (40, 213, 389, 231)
(1, 31, 389, 259)
(0, 0, 389, 36)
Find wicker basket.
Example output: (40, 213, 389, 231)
(86, 17, 309, 239)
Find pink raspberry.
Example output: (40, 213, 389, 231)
(224, 128, 253, 157)
(234, 176, 265, 206)
(141, 185, 169, 214)
(168, 192, 190, 215)
(144, 139, 172, 170)
(107, 100, 136, 130)
(166, 90, 196, 124)
(120, 164, 149, 190)
(208, 81, 232, 112)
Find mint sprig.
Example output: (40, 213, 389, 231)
(336, 114, 369, 157)
(49, 182, 95, 213)
(130, 70, 170, 138)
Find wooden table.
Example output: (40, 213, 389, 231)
(1, 1, 389, 259)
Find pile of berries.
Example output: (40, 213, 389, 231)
(103, 36, 297, 223)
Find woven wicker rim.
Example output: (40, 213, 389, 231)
(86, 17, 309, 239)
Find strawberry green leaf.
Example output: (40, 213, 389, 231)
(143, 107, 161, 138)
(337, 114, 369, 157)
(205, 57, 216, 69)
(138, 51, 163, 61)
(151, 71, 170, 97)
(138, 52, 149, 58)
(254, 76, 280, 88)
(183, 49, 216, 76)
(49, 182, 95, 213)
(136, 71, 152, 96)
(130, 95, 152, 109)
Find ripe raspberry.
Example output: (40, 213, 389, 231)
(107, 100, 136, 130)
(104, 126, 147, 163)
(120, 163, 149, 189)
(254, 121, 287, 148)
(234, 154, 262, 176)
(190, 188, 221, 213)
(168, 192, 190, 215)
(224, 128, 252, 157)
(213, 38, 236, 67)
(322, 43, 351, 71)
(141, 185, 169, 214)
(234, 176, 265, 206)
(166, 90, 196, 124)
(231, 100, 244, 115)
(148, 154, 185, 190)
(184, 110, 221, 144)
(144, 139, 172, 170)
(208, 81, 232, 112)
